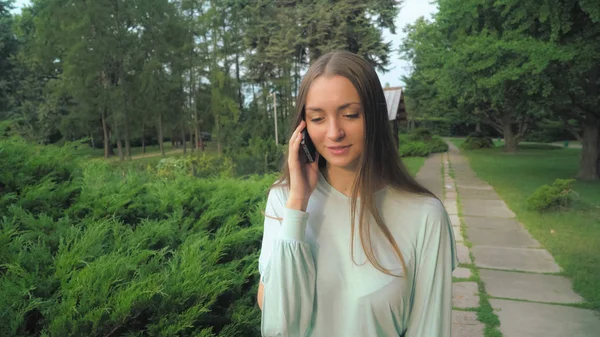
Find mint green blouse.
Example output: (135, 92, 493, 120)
(258, 172, 458, 336)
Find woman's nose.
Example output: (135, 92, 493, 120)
(326, 120, 345, 141)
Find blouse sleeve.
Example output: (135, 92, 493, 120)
(258, 188, 316, 337)
(405, 200, 458, 337)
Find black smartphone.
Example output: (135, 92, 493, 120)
(300, 129, 317, 163)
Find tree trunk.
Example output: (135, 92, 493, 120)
(476, 122, 482, 132)
(502, 115, 518, 153)
(107, 131, 114, 156)
(181, 124, 187, 155)
(124, 119, 131, 160)
(216, 114, 221, 155)
(190, 127, 196, 151)
(577, 118, 600, 180)
(90, 133, 95, 149)
(158, 112, 165, 156)
(124, 139, 131, 160)
(236, 52, 243, 111)
(101, 108, 111, 158)
(117, 139, 124, 161)
(141, 124, 146, 154)
(198, 125, 205, 151)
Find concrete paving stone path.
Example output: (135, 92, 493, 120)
(467, 227, 540, 248)
(416, 153, 486, 336)
(429, 140, 600, 337)
(489, 299, 600, 337)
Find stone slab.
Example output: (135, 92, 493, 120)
(466, 228, 540, 248)
(461, 199, 516, 218)
(471, 247, 561, 273)
(457, 242, 472, 264)
(480, 269, 584, 304)
(444, 201, 459, 215)
(463, 216, 521, 230)
(452, 311, 484, 337)
(453, 282, 480, 308)
(490, 299, 600, 337)
(449, 214, 461, 227)
(455, 180, 489, 188)
(453, 267, 472, 279)
(452, 227, 464, 242)
(445, 191, 457, 200)
(457, 187, 501, 200)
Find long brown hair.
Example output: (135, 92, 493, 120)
(270, 50, 436, 277)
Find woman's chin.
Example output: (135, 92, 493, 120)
(323, 156, 361, 171)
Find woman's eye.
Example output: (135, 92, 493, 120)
(310, 118, 323, 122)
(345, 114, 360, 119)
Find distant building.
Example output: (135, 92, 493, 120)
(383, 86, 407, 148)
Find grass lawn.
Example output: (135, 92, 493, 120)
(451, 138, 600, 311)
(76, 141, 218, 159)
(402, 157, 426, 177)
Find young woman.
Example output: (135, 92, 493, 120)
(257, 51, 458, 337)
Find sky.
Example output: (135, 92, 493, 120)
(10, 0, 437, 87)
(378, 0, 438, 87)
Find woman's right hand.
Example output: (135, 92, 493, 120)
(286, 120, 320, 212)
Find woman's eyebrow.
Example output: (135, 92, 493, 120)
(306, 102, 362, 113)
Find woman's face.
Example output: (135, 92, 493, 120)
(305, 75, 365, 171)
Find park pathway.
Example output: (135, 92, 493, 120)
(415, 143, 600, 337)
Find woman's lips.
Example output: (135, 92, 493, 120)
(327, 145, 351, 155)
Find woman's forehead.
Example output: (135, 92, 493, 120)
(306, 76, 361, 106)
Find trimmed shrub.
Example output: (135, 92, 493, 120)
(398, 133, 449, 157)
(0, 137, 272, 337)
(399, 141, 430, 157)
(428, 137, 449, 153)
(408, 127, 433, 142)
(461, 132, 494, 150)
(526, 178, 578, 212)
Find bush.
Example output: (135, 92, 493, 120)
(0, 137, 271, 337)
(408, 127, 433, 141)
(428, 137, 449, 153)
(156, 154, 235, 179)
(461, 132, 494, 150)
(399, 141, 430, 157)
(398, 133, 448, 157)
(526, 178, 578, 212)
(225, 137, 285, 176)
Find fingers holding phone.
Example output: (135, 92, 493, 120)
(287, 120, 320, 211)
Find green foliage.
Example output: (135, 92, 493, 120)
(461, 132, 495, 150)
(428, 137, 450, 153)
(526, 179, 578, 212)
(225, 137, 285, 176)
(156, 154, 235, 179)
(399, 131, 449, 157)
(408, 127, 433, 141)
(399, 141, 430, 157)
(0, 138, 271, 336)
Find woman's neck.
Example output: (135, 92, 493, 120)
(322, 165, 359, 197)
(321, 165, 387, 198)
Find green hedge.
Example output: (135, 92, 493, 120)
(0, 137, 271, 337)
(398, 131, 449, 157)
(460, 132, 494, 150)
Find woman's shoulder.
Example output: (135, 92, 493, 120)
(384, 187, 446, 219)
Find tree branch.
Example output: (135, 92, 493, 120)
(563, 119, 583, 142)
(516, 120, 529, 141)
(481, 108, 503, 134)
